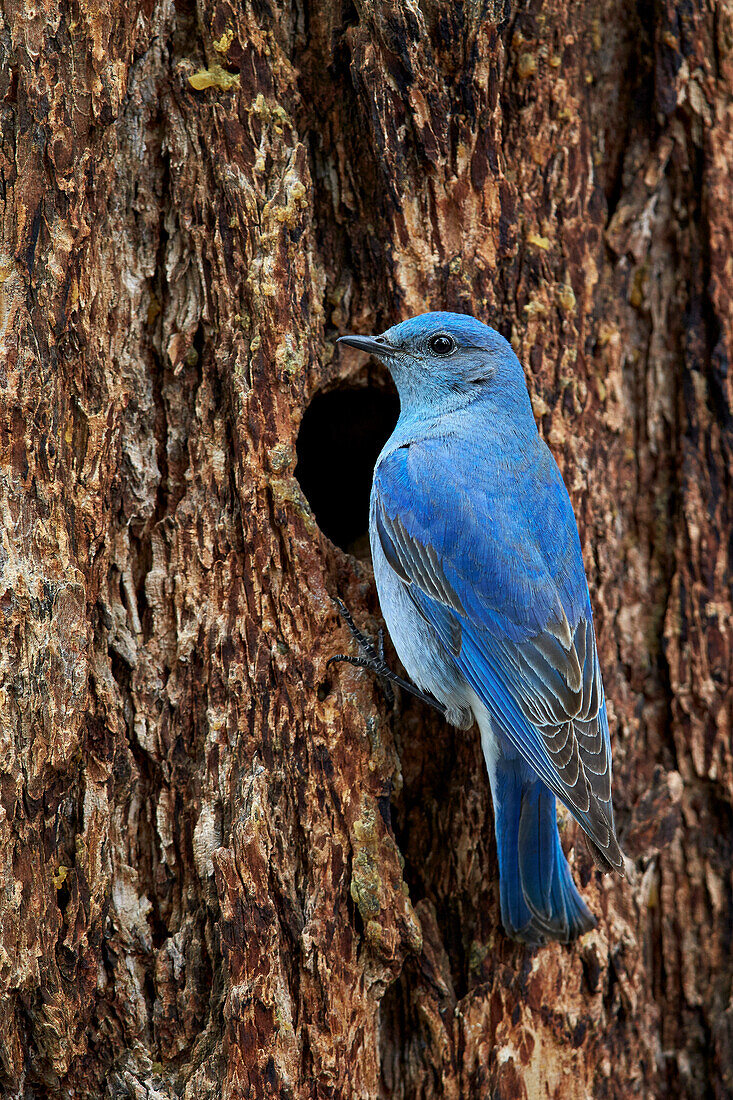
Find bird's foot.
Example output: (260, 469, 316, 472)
(328, 599, 448, 719)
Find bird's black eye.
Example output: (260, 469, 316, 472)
(428, 333, 455, 355)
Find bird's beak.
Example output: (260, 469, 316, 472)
(338, 334, 395, 357)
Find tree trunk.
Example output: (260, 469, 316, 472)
(2, 0, 732, 1095)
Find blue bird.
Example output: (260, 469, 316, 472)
(336, 312, 624, 945)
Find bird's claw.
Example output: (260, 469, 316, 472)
(328, 598, 447, 718)
(327, 600, 395, 704)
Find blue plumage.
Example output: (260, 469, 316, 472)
(339, 312, 624, 945)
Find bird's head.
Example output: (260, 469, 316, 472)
(338, 311, 531, 418)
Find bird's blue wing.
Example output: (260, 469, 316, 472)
(374, 434, 621, 871)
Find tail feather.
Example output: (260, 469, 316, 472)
(494, 760, 597, 945)
(517, 781, 556, 919)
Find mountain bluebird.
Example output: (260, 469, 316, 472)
(334, 312, 623, 945)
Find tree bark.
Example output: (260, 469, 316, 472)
(1, 0, 732, 1096)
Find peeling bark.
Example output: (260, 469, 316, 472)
(1, 0, 732, 1096)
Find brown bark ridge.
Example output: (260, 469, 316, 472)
(0, 0, 731, 1095)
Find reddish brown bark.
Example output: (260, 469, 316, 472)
(1, 0, 732, 1096)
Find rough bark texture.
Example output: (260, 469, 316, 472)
(1, 0, 732, 1096)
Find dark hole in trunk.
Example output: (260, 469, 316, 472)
(295, 382, 399, 557)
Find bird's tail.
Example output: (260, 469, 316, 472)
(492, 758, 597, 945)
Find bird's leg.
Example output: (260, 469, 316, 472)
(328, 599, 448, 719)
